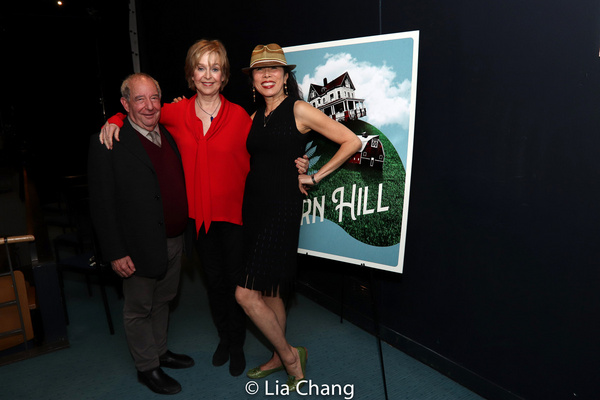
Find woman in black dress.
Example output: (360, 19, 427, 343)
(235, 43, 361, 391)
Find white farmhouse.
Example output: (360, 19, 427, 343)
(307, 72, 367, 122)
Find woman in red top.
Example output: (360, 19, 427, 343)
(100, 39, 307, 377)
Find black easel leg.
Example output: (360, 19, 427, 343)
(370, 269, 389, 400)
(340, 268, 345, 323)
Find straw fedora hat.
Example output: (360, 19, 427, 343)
(242, 43, 296, 74)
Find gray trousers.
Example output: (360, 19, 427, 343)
(122, 235, 183, 372)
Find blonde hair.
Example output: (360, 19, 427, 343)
(184, 39, 230, 91)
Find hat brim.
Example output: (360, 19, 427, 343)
(242, 62, 296, 74)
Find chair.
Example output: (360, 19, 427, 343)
(53, 193, 118, 335)
(0, 271, 35, 351)
(52, 183, 93, 259)
(56, 249, 116, 335)
(0, 235, 36, 352)
(43, 175, 88, 234)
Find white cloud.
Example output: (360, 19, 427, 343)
(298, 52, 411, 129)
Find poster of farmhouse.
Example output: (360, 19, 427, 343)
(286, 31, 419, 273)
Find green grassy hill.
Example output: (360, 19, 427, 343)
(306, 119, 406, 247)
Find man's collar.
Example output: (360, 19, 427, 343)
(127, 116, 159, 135)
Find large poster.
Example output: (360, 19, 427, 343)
(286, 31, 419, 273)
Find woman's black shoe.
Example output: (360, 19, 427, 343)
(212, 342, 229, 366)
(229, 349, 246, 376)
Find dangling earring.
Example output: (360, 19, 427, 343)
(253, 86, 256, 102)
(284, 83, 288, 95)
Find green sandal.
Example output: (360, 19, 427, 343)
(286, 346, 308, 392)
(246, 365, 284, 379)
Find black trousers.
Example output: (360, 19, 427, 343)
(196, 222, 246, 350)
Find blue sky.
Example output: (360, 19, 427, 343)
(285, 32, 418, 166)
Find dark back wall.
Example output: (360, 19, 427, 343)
(2, 0, 132, 202)
(4, 0, 598, 399)
(136, 0, 600, 399)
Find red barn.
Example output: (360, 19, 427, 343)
(348, 132, 385, 170)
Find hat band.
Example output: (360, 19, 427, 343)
(249, 58, 288, 68)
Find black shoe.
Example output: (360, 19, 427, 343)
(212, 342, 229, 367)
(159, 350, 195, 369)
(229, 349, 246, 377)
(137, 367, 181, 395)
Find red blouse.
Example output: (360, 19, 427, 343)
(109, 94, 252, 234)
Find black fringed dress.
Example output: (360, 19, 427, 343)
(240, 97, 309, 298)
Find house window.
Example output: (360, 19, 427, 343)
(371, 139, 379, 148)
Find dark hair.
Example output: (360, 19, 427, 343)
(251, 66, 302, 108)
(284, 67, 302, 101)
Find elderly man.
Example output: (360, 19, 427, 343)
(88, 73, 193, 395)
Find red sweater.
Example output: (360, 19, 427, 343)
(136, 130, 188, 237)
(109, 94, 252, 234)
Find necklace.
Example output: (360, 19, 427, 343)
(196, 97, 220, 122)
(263, 110, 274, 127)
(263, 96, 286, 127)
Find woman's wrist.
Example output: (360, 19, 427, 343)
(311, 174, 317, 185)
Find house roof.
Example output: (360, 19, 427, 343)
(309, 72, 354, 96)
(358, 134, 380, 151)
